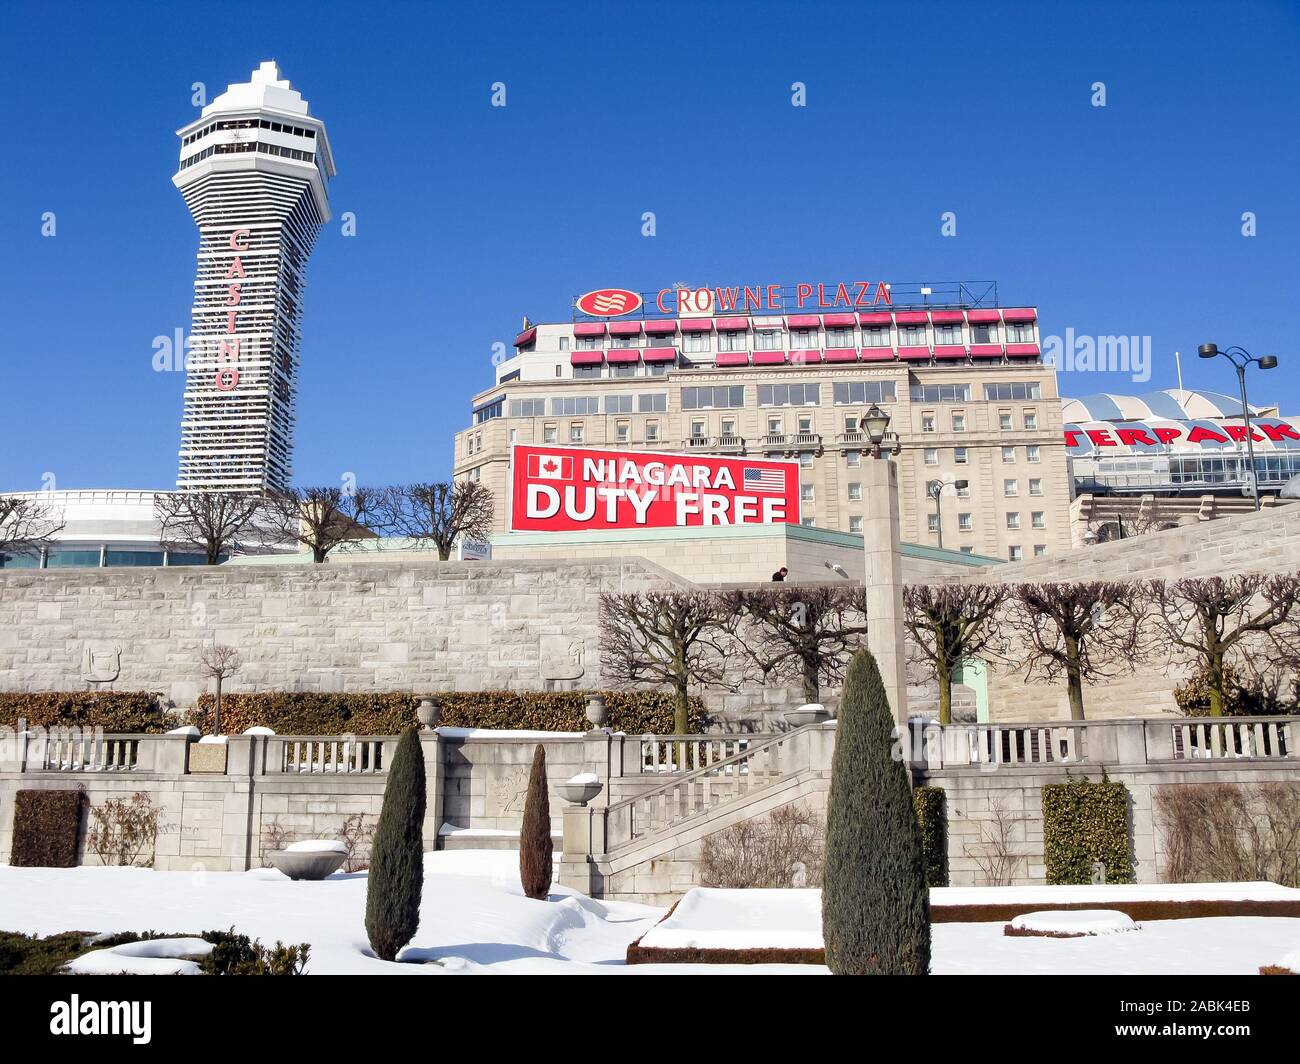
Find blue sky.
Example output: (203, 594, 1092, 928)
(1, 0, 1297, 491)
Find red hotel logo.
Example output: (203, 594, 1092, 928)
(510, 444, 799, 532)
(575, 288, 643, 317)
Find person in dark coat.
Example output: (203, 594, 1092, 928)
(771, 566, 788, 582)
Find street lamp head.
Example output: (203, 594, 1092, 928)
(863, 403, 890, 444)
(1259, 355, 1278, 370)
(1197, 343, 1219, 359)
(954, 479, 969, 491)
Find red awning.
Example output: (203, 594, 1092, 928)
(513, 327, 537, 347)
(608, 321, 643, 337)
(570, 351, 604, 366)
(823, 348, 858, 363)
(933, 345, 968, 361)
(969, 344, 1004, 359)
(858, 349, 896, 363)
(789, 350, 823, 365)
(821, 312, 856, 327)
(966, 310, 1000, 324)
(858, 311, 892, 325)
(786, 314, 821, 328)
(606, 349, 641, 364)
(714, 352, 750, 367)
(1002, 308, 1037, 323)
(642, 347, 678, 363)
(679, 318, 713, 333)
(714, 317, 749, 331)
(752, 351, 788, 365)
(643, 319, 678, 335)
(1005, 343, 1041, 358)
(574, 322, 607, 337)
(894, 311, 928, 325)
(897, 346, 932, 361)
(930, 311, 964, 324)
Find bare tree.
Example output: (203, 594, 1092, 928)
(964, 796, 1023, 887)
(376, 481, 494, 560)
(1007, 581, 1147, 721)
(199, 644, 241, 735)
(263, 486, 387, 562)
(154, 491, 268, 564)
(0, 494, 65, 565)
(599, 590, 732, 734)
(903, 583, 1010, 725)
(1149, 573, 1300, 717)
(722, 585, 868, 704)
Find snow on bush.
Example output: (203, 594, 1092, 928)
(65, 937, 214, 976)
(1005, 909, 1138, 938)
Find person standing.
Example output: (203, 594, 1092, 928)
(771, 566, 788, 582)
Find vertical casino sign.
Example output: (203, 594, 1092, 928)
(216, 227, 251, 390)
(509, 444, 800, 532)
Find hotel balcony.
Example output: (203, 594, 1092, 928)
(761, 433, 823, 455)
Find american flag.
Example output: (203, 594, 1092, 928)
(743, 466, 785, 493)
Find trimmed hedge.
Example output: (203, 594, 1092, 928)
(189, 690, 706, 736)
(913, 786, 949, 888)
(1042, 777, 1133, 885)
(0, 692, 166, 732)
(12, 789, 85, 867)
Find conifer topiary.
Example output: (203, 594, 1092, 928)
(822, 648, 930, 974)
(365, 728, 426, 961)
(519, 744, 553, 900)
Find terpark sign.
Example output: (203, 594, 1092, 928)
(509, 445, 800, 533)
(1064, 418, 1300, 452)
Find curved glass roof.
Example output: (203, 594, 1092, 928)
(1060, 389, 1259, 424)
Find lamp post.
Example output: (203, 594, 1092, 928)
(926, 479, 968, 550)
(862, 403, 901, 460)
(1197, 344, 1279, 511)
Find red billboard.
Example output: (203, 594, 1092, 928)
(509, 445, 800, 532)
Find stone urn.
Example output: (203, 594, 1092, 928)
(556, 775, 603, 807)
(415, 696, 440, 731)
(783, 703, 830, 727)
(584, 696, 607, 730)
(268, 845, 347, 881)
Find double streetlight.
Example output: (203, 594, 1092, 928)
(926, 478, 968, 550)
(1197, 344, 1278, 511)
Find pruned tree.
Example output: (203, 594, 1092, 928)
(599, 590, 733, 734)
(1149, 573, 1300, 718)
(365, 728, 426, 962)
(375, 481, 494, 561)
(722, 585, 868, 704)
(154, 491, 268, 564)
(903, 583, 1010, 725)
(0, 494, 65, 565)
(1007, 581, 1147, 721)
(263, 485, 387, 563)
(519, 744, 552, 901)
(198, 644, 241, 735)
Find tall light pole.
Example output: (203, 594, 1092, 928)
(862, 403, 901, 460)
(926, 478, 968, 550)
(1197, 344, 1279, 511)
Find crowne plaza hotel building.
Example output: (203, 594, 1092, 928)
(452, 281, 1073, 560)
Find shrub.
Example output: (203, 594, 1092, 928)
(822, 649, 930, 975)
(1042, 777, 1133, 885)
(1173, 664, 1295, 717)
(0, 931, 98, 975)
(187, 689, 705, 735)
(0, 692, 166, 732)
(365, 728, 426, 961)
(1155, 781, 1300, 887)
(700, 805, 825, 888)
(913, 787, 949, 888)
(12, 789, 84, 867)
(0, 928, 311, 975)
(519, 745, 553, 900)
(86, 792, 161, 867)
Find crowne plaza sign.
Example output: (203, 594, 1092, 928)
(509, 445, 800, 532)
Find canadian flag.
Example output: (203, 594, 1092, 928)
(528, 454, 574, 480)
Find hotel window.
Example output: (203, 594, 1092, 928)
(921, 413, 935, 433)
(555, 366, 563, 377)
(847, 482, 862, 501)
(611, 334, 640, 349)
(543, 424, 557, 443)
(1009, 545, 1023, 561)
(759, 382, 820, 406)
(646, 420, 660, 441)
(552, 396, 600, 415)
(848, 516, 863, 533)
(790, 329, 818, 350)
(1004, 479, 1018, 497)
(954, 447, 968, 464)
(611, 364, 638, 378)
(1006, 512, 1020, 529)
(924, 448, 939, 465)
(1023, 410, 1038, 430)
(960, 546, 974, 555)
(638, 393, 667, 412)
(682, 333, 711, 354)
(753, 329, 782, 351)
(802, 517, 814, 527)
(1002, 446, 1016, 463)
(801, 484, 815, 502)
(1029, 478, 1043, 496)
(690, 419, 706, 438)
(1034, 544, 1047, 557)
(955, 482, 970, 498)
(510, 398, 546, 417)
(999, 411, 1013, 430)
(604, 395, 633, 414)
(768, 416, 783, 435)
(958, 512, 972, 531)
(846, 452, 862, 467)
(646, 334, 674, 348)
(799, 452, 814, 468)
(1027, 445, 1041, 463)
(646, 363, 670, 376)
(935, 323, 962, 345)
(720, 417, 737, 439)
(509, 428, 518, 444)
(615, 420, 630, 442)
(826, 326, 854, 347)
(573, 365, 602, 380)
(718, 331, 748, 352)
(952, 412, 966, 432)
(558, 337, 570, 351)
(1007, 321, 1035, 343)
(1031, 511, 1045, 529)
(797, 414, 813, 434)
(862, 326, 890, 348)
(570, 423, 585, 443)
(910, 383, 971, 402)
(984, 382, 1041, 401)
(682, 385, 744, 409)
(834, 381, 897, 404)
(844, 415, 859, 433)
(927, 514, 940, 533)
(577, 335, 600, 350)
(900, 325, 927, 345)
(971, 323, 998, 344)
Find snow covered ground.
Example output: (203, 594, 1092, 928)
(1, 854, 1297, 974)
